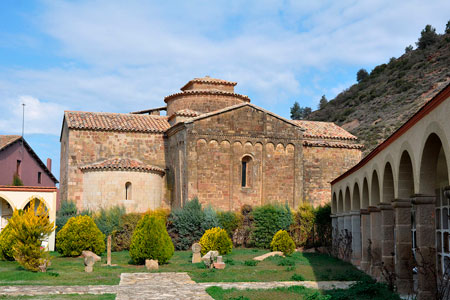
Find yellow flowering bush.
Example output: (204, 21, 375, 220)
(199, 227, 232, 255)
(270, 230, 295, 255)
(56, 215, 105, 256)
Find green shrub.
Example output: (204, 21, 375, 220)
(251, 204, 292, 248)
(129, 215, 174, 264)
(199, 227, 233, 255)
(94, 206, 125, 237)
(271, 230, 295, 255)
(244, 260, 258, 266)
(0, 224, 15, 261)
(56, 215, 105, 256)
(8, 199, 54, 272)
(315, 204, 332, 248)
(167, 198, 219, 250)
(203, 206, 219, 230)
(112, 213, 143, 252)
(291, 273, 305, 281)
(217, 211, 241, 238)
(12, 174, 23, 186)
(56, 200, 91, 234)
(290, 203, 315, 247)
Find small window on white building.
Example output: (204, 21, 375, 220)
(125, 182, 132, 200)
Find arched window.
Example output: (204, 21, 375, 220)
(241, 156, 252, 187)
(125, 182, 132, 200)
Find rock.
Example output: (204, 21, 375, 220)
(84, 255, 96, 273)
(213, 262, 226, 269)
(202, 250, 219, 268)
(253, 251, 284, 261)
(216, 256, 223, 263)
(192, 243, 202, 263)
(145, 259, 159, 270)
(302, 248, 316, 253)
(81, 250, 101, 262)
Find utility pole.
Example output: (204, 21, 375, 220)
(21, 103, 25, 163)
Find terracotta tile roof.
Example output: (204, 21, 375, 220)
(65, 111, 170, 133)
(0, 135, 21, 150)
(80, 158, 165, 175)
(292, 120, 358, 140)
(164, 89, 250, 103)
(303, 140, 364, 149)
(181, 76, 237, 90)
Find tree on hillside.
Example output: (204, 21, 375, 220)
(416, 24, 438, 49)
(290, 102, 311, 120)
(319, 95, 328, 109)
(356, 69, 369, 83)
(405, 45, 413, 53)
(446, 20, 450, 34)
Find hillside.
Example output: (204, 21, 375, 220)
(307, 32, 450, 155)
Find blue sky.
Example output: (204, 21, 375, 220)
(0, 0, 449, 183)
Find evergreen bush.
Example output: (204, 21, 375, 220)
(315, 204, 332, 248)
(56, 215, 105, 256)
(94, 206, 125, 237)
(199, 227, 233, 255)
(217, 211, 241, 238)
(8, 199, 54, 272)
(251, 204, 292, 248)
(290, 203, 315, 247)
(167, 198, 219, 250)
(112, 213, 143, 252)
(0, 224, 16, 261)
(270, 230, 295, 255)
(55, 200, 78, 234)
(129, 215, 174, 264)
(12, 174, 23, 186)
(203, 206, 219, 230)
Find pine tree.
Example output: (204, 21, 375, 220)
(290, 102, 302, 120)
(446, 20, 450, 34)
(416, 24, 438, 50)
(405, 45, 413, 53)
(319, 95, 328, 109)
(356, 69, 369, 83)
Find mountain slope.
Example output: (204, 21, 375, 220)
(307, 34, 450, 155)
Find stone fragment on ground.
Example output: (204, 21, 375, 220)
(253, 251, 284, 261)
(81, 250, 101, 262)
(145, 259, 158, 270)
(84, 256, 96, 273)
(202, 250, 219, 267)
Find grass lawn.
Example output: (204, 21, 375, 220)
(0, 249, 368, 286)
(0, 295, 115, 300)
(206, 281, 402, 300)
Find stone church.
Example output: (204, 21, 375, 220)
(60, 76, 362, 212)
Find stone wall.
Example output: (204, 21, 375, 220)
(81, 170, 164, 212)
(177, 105, 303, 211)
(166, 93, 247, 117)
(60, 127, 169, 210)
(303, 145, 361, 206)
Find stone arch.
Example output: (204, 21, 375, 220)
(383, 162, 395, 203)
(370, 170, 380, 206)
(275, 143, 285, 152)
(196, 138, 207, 148)
(286, 143, 295, 154)
(244, 141, 253, 153)
(362, 178, 369, 209)
(266, 142, 275, 152)
(419, 133, 449, 195)
(255, 142, 263, 151)
(338, 190, 344, 213)
(398, 150, 415, 199)
(0, 194, 15, 210)
(220, 140, 231, 149)
(332, 192, 337, 214)
(22, 195, 50, 211)
(352, 182, 361, 210)
(344, 186, 351, 212)
(209, 140, 219, 147)
(233, 141, 243, 152)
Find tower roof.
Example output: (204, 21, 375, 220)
(180, 76, 237, 91)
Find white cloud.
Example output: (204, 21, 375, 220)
(0, 95, 67, 135)
(0, 0, 449, 135)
